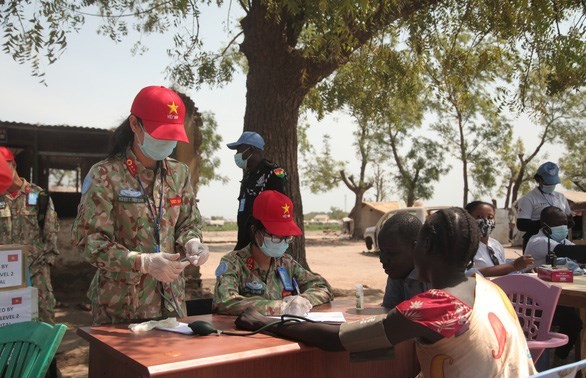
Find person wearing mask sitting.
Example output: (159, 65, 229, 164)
(526, 205, 586, 361)
(526, 206, 586, 267)
(465, 201, 533, 276)
(235, 208, 536, 377)
(379, 212, 430, 309)
(213, 190, 333, 316)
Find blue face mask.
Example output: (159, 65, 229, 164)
(541, 184, 556, 194)
(259, 238, 289, 258)
(140, 129, 177, 161)
(548, 225, 568, 242)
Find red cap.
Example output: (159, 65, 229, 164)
(0, 154, 13, 194)
(130, 86, 188, 142)
(0, 147, 14, 162)
(253, 191, 302, 237)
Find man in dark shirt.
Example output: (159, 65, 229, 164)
(227, 132, 287, 250)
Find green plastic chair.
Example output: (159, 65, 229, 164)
(0, 321, 67, 378)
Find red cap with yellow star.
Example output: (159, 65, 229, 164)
(253, 190, 302, 237)
(130, 86, 188, 142)
(0, 146, 14, 162)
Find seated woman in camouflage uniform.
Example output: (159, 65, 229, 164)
(213, 190, 333, 316)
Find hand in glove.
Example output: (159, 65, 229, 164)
(280, 295, 312, 316)
(185, 238, 210, 266)
(140, 252, 189, 283)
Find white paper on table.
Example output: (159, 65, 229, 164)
(273, 312, 346, 323)
(157, 322, 194, 335)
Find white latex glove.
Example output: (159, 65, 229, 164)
(280, 295, 312, 316)
(140, 252, 189, 283)
(185, 238, 210, 266)
(128, 317, 180, 333)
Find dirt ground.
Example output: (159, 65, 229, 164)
(51, 230, 389, 377)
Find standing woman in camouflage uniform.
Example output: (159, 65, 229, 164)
(214, 190, 333, 315)
(72, 86, 209, 325)
(0, 146, 59, 324)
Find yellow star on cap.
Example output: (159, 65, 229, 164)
(167, 101, 179, 114)
(282, 203, 290, 214)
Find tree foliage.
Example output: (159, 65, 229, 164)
(198, 111, 228, 187)
(3, 0, 585, 264)
(300, 134, 345, 193)
(419, 24, 514, 205)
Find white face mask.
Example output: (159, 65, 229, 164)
(139, 127, 177, 161)
(234, 147, 251, 170)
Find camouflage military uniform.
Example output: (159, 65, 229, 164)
(72, 148, 202, 324)
(0, 179, 59, 323)
(235, 159, 286, 250)
(213, 245, 333, 315)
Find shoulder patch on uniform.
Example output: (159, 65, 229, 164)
(81, 174, 92, 195)
(215, 261, 228, 277)
(273, 168, 286, 178)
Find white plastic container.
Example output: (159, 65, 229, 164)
(355, 283, 364, 310)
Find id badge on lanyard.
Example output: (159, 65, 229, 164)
(276, 266, 294, 292)
(27, 192, 39, 206)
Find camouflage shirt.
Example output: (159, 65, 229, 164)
(213, 245, 333, 315)
(0, 179, 59, 271)
(72, 148, 202, 324)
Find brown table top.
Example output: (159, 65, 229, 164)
(549, 274, 586, 308)
(77, 299, 396, 376)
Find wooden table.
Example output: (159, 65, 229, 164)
(549, 274, 586, 361)
(77, 300, 418, 378)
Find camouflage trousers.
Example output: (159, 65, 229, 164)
(31, 264, 56, 324)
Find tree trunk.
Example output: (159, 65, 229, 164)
(406, 185, 415, 207)
(350, 190, 366, 240)
(457, 112, 468, 206)
(504, 178, 512, 209)
(511, 162, 527, 205)
(240, 4, 311, 268)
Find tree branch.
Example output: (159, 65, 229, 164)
(304, 0, 442, 86)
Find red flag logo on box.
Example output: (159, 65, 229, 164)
(12, 297, 22, 305)
(8, 254, 18, 262)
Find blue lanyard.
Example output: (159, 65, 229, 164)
(135, 167, 165, 253)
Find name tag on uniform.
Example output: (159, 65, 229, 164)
(117, 196, 146, 204)
(276, 266, 294, 292)
(238, 198, 246, 212)
(169, 196, 182, 206)
(26, 192, 39, 206)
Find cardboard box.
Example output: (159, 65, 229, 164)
(537, 266, 574, 282)
(0, 245, 27, 291)
(0, 287, 38, 327)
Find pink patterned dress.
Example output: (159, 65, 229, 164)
(396, 275, 536, 377)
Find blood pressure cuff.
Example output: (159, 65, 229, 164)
(339, 314, 394, 361)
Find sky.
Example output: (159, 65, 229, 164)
(0, 4, 565, 220)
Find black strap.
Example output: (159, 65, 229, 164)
(37, 191, 50, 230)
